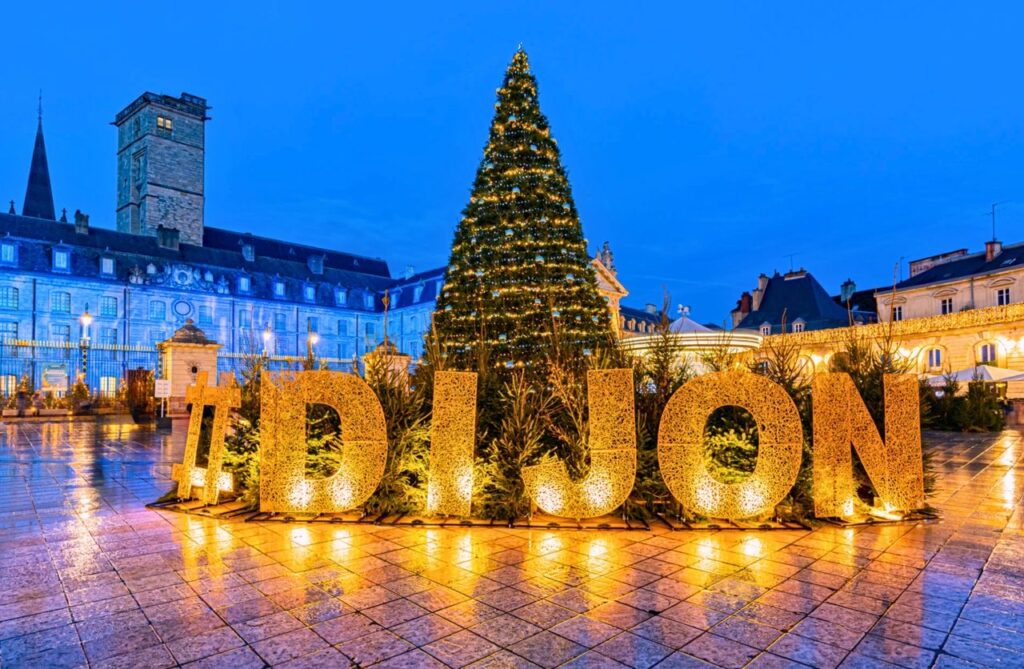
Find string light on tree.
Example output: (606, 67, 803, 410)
(433, 47, 610, 370)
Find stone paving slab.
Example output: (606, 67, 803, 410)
(0, 421, 1021, 668)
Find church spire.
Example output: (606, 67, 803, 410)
(22, 93, 56, 220)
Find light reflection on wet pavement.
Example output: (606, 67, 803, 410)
(0, 421, 1022, 668)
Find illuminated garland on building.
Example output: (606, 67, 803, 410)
(433, 48, 610, 369)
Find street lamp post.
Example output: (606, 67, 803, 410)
(80, 305, 93, 385)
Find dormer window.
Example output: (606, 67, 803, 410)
(760, 322, 771, 336)
(335, 288, 348, 306)
(100, 257, 114, 276)
(413, 284, 424, 302)
(364, 292, 375, 309)
(237, 276, 251, 293)
(273, 281, 285, 298)
(0, 242, 15, 265)
(241, 243, 255, 262)
(304, 285, 316, 302)
(53, 249, 70, 272)
(156, 116, 173, 131)
(792, 319, 805, 333)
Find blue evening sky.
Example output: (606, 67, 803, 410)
(2, 3, 1022, 325)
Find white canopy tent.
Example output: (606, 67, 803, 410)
(926, 364, 1024, 386)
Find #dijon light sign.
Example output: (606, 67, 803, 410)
(173, 369, 924, 521)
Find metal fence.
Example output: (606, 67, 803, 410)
(0, 338, 361, 397)
(0, 338, 158, 397)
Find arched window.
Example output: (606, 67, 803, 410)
(978, 342, 997, 365)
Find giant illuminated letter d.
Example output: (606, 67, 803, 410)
(260, 370, 387, 514)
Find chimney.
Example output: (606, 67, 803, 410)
(752, 273, 769, 311)
(986, 240, 1003, 262)
(307, 254, 325, 275)
(156, 225, 180, 251)
(730, 291, 752, 329)
(840, 278, 856, 304)
(644, 303, 657, 315)
(74, 209, 89, 235)
(404, 265, 415, 279)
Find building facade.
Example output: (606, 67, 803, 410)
(875, 240, 1024, 324)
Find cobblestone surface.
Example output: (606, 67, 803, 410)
(0, 421, 1021, 667)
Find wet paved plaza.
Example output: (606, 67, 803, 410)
(0, 421, 1022, 668)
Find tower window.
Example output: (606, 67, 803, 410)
(157, 116, 173, 131)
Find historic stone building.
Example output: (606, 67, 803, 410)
(0, 92, 441, 395)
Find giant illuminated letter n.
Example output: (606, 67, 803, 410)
(812, 373, 923, 518)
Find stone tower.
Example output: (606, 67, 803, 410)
(113, 92, 210, 246)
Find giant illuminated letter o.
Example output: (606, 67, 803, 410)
(658, 371, 802, 520)
(260, 370, 387, 514)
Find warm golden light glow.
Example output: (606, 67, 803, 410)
(658, 371, 803, 520)
(522, 368, 636, 519)
(259, 370, 387, 514)
(811, 373, 923, 518)
(426, 371, 478, 517)
(172, 371, 240, 505)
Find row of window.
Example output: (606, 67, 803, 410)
(758, 321, 806, 336)
(890, 288, 1013, 321)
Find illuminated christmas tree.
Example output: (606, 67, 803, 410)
(434, 48, 611, 371)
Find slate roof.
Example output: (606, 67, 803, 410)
(22, 120, 55, 220)
(736, 271, 853, 333)
(620, 305, 663, 326)
(889, 242, 1024, 291)
(386, 267, 446, 309)
(832, 287, 879, 320)
(0, 212, 442, 312)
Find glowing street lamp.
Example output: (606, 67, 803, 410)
(80, 304, 93, 382)
(79, 305, 93, 338)
(261, 325, 273, 356)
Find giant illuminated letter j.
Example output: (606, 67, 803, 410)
(522, 368, 636, 519)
